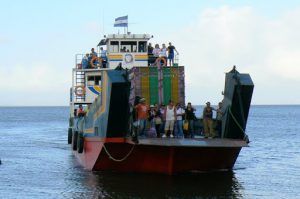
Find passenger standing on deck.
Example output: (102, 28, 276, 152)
(100, 47, 107, 68)
(215, 102, 223, 137)
(162, 100, 176, 138)
(167, 42, 179, 66)
(147, 43, 154, 65)
(135, 98, 149, 138)
(148, 105, 156, 137)
(152, 44, 161, 62)
(81, 53, 89, 69)
(154, 104, 162, 137)
(159, 104, 166, 136)
(91, 48, 97, 57)
(159, 44, 168, 65)
(175, 103, 185, 138)
(77, 104, 86, 117)
(203, 102, 215, 138)
(185, 102, 196, 138)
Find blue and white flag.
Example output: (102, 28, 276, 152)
(114, 15, 128, 27)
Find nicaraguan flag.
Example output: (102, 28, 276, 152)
(114, 15, 128, 27)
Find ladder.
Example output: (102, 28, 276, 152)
(75, 70, 86, 102)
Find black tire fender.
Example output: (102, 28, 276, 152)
(68, 128, 72, 144)
(72, 131, 78, 151)
(77, 132, 84, 153)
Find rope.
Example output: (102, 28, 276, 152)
(103, 143, 135, 162)
(228, 106, 250, 143)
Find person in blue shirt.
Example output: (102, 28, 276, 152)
(91, 48, 97, 57)
(100, 47, 107, 68)
(81, 53, 89, 69)
(167, 42, 179, 66)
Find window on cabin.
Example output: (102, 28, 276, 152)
(87, 75, 101, 86)
(138, 41, 147, 52)
(120, 41, 137, 53)
(109, 41, 119, 53)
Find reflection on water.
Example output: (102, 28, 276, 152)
(79, 171, 244, 199)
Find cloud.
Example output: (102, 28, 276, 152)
(169, 6, 300, 104)
(2, 6, 300, 106)
(0, 63, 70, 106)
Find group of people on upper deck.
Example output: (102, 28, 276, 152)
(80, 42, 178, 69)
(132, 98, 223, 142)
(147, 42, 179, 67)
(81, 48, 107, 69)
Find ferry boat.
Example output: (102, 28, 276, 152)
(68, 33, 254, 174)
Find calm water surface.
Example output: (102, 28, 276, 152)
(0, 106, 300, 199)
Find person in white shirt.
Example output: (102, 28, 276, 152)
(162, 100, 176, 138)
(175, 103, 185, 138)
(152, 44, 161, 58)
(159, 43, 167, 65)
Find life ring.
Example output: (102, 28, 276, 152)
(124, 53, 133, 64)
(155, 57, 167, 66)
(74, 86, 85, 96)
(90, 56, 98, 68)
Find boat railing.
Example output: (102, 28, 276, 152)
(75, 53, 104, 69)
(75, 53, 180, 69)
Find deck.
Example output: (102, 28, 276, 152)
(137, 137, 248, 148)
(85, 136, 248, 148)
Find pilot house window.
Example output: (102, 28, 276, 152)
(121, 41, 137, 52)
(138, 41, 147, 52)
(87, 76, 101, 86)
(109, 41, 119, 53)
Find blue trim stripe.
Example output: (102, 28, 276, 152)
(88, 86, 100, 95)
(110, 59, 123, 61)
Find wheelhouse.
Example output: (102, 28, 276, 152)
(70, 33, 155, 118)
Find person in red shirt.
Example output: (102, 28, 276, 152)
(77, 104, 86, 117)
(134, 98, 149, 137)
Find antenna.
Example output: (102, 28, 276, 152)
(102, 9, 105, 37)
(127, 15, 129, 34)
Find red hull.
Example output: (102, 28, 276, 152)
(73, 137, 247, 174)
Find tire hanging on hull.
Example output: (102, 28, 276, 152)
(68, 128, 72, 144)
(77, 132, 84, 153)
(72, 131, 78, 151)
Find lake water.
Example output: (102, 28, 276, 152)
(0, 106, 300, 199)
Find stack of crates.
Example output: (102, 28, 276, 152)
(129, 66, 185, 106)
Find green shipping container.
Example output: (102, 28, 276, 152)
(149, 67, 159, 105)
(163, 67, 171, 104)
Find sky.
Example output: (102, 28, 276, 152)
(1, 0, 300, 106)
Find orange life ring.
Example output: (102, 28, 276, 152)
(155, 57, 167, 66)
(74, 86, 85, 96)
(90, 56, 98, 68)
